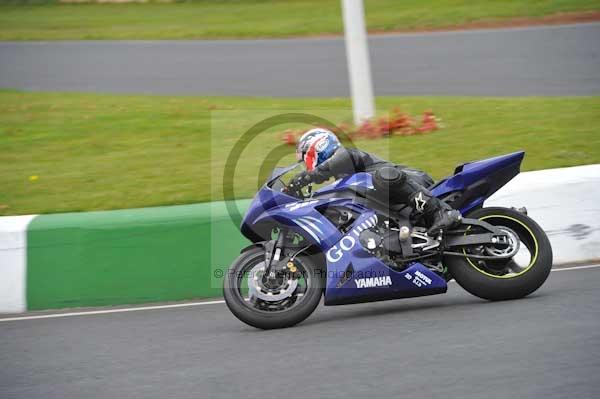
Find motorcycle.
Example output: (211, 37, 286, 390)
(223, 151, 553, 329)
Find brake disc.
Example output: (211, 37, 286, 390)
(247, 262, 298, 302)
(484, 227, 520, 258)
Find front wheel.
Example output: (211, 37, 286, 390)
(445, 207, 553, 301)
(223, 247, 324, 329)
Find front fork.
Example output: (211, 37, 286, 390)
(263, 229, 286, 277)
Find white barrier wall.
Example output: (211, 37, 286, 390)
(0, 165, 598, 314)
(487, 164, 600, 265)
(0, 215, 36, 313)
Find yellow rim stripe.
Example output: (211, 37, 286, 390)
(463, 214, 539, 279)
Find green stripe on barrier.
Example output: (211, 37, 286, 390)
(26, 200, 251, 310)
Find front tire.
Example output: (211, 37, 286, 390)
(223, 247, 324, 329)
(445, 207, 553, 301)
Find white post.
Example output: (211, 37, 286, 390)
(342, 0, 375, 125)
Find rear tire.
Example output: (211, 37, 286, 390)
(223, 247, 324, 329)
(445, 207, 553, 301)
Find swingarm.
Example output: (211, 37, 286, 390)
(443, 217, 515, 254)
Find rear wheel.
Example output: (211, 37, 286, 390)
(445, 207, 553, 301)
(223, 247, 324, 329)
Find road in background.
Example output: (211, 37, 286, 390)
(1, 23, 599, 97)
(1, 266, 599, 399)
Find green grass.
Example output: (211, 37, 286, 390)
(0, 0, 599, 40)
(1, 90, 599, 215)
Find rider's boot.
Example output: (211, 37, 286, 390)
(408, 190, 462, 236)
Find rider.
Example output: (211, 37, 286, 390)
(288, 128, 462, 235)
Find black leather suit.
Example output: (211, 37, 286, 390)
(294, 147, 460, 234)
(303, 147, 434, 203)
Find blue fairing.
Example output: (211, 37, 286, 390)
(323, 211, 447, 305)
(239, 151, 524, 305)
(254, 197, 345, 250)
(430, 151, 524, 213)
(240, 185, 298, 242)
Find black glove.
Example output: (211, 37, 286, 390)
(288, 171, 312, 191)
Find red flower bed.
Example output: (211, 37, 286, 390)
(282, 108, 441, 146)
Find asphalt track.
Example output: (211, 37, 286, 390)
(1, 265, 599, 399)
(1, 23, 599, 96)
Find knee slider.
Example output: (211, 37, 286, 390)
(374, 166, 406, 186)
(373, 166, 408, 202)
